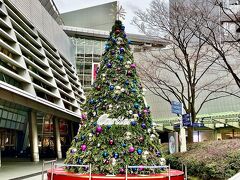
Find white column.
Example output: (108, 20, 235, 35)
(180, 103, 187, 152)
(29, 110, 39, 162)
(53, 118, 62, 159)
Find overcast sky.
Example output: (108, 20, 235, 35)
(54, 0, 153, 34)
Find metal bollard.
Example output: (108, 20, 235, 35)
(168, 164, 171, 180)
(125, 165, 128, 180)
(89, 164, 92, 180)
(42, 160, 45, 180)
(185, 164, 187, 180)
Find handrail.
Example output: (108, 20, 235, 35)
(55, 163, 92, 180)
(126, 165, 171, 180)
(42, 162, 177, 180)
(42, 159, 57, 180)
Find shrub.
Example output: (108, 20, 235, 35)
(165, 139, 240, 179)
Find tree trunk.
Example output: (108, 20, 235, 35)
(187, 126, 193, 143)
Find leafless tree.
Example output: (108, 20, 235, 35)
(193, 0, 240, 88)
(133, 0, 234, 143)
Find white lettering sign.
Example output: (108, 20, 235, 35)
(97, 114, 133, 125)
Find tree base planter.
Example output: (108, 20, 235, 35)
(47, 168, 184, 180)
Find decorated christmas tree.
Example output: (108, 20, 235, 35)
(64, 20, 162, 175)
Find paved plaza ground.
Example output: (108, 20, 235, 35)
(0, 158, 63, 180)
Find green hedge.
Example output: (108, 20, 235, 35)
(164, 139, 240, 179)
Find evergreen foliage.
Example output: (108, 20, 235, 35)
(65, 20, 162, 175)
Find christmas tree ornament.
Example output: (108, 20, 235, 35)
(128, 110, 133, 114)
(111, 158, 117, 166)
(120, 88, 125, 92)
(97, 143, 101, 148)
(115, 29, 121, 34)
(96, 86, 101, 91)
(132, 167, 137, 172)
(111, 50, 115, 55)
(143, 109, 148, 113)
(107, 63, 112, 68)
(138, 113, 142, 117)
(131, 88, 137, 93)
(119, 168, 125, 174)
(150, 134, 156, 141)
(125, 64, 130, 68)
(141, 123, 147, 129)
(121, 25, 125, 30)
(160, 158, 166, 166)
(147, 128, 152, 133)
(105, 160, 110, 164)
(117, 67, 121, 71)
(133, 114, 138, 119)
(77, 158, 82, 164)
(114, 153, 119, 159)
(137, 148, 143, 155)
(115, 86, 121, 90)
(81, 113, 87, 120)
(131, 64, 136, 68)
(139, 136, 144, 142)
(103, 152, 108, 157)
(109, 139, 114, 145)
(131, 121, 137, 126)
(142, 151, 149, 160)
(107, 125, 112, 129)
(89, 99, 95, 104)
(114, 90, 121, 94)
(119, 47, 125, 53)
(81, 135, 86, 141)
(88, 133, 93, 140)
(129, 146, 135, 153)
(127, 70, 133, 76)
(109, 85, 114, 90)
(74, 137, 78, 142)
(156, 151, 161, 157)
(116, 37, 123, 45)
(134, 102, 139, 109)
(81, 144, 87, 151)
(118, 55, 124, 61)
(125, 131, 132, 140)
(105, 44, 110, 50)
(139, 165, 144, 171)
(96, 126, 103, 133)
(112, 38, 116, 43)
(70, 148, 77, 154)
(108, 104, 113, 109)
(122, 143, 127, 147)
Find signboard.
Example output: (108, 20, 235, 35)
(182, 114, 191, 126)
(192, 122, 204, 128)
(171, 101, 182, 114)
(168, 132, 179, 154)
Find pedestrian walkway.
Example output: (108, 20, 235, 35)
(0, 158, 63, 180)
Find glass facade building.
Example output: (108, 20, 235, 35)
(0, 0, 85, 161)
(72, 37, 105, 89)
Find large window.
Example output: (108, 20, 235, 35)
(72, 37, 105, 89)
